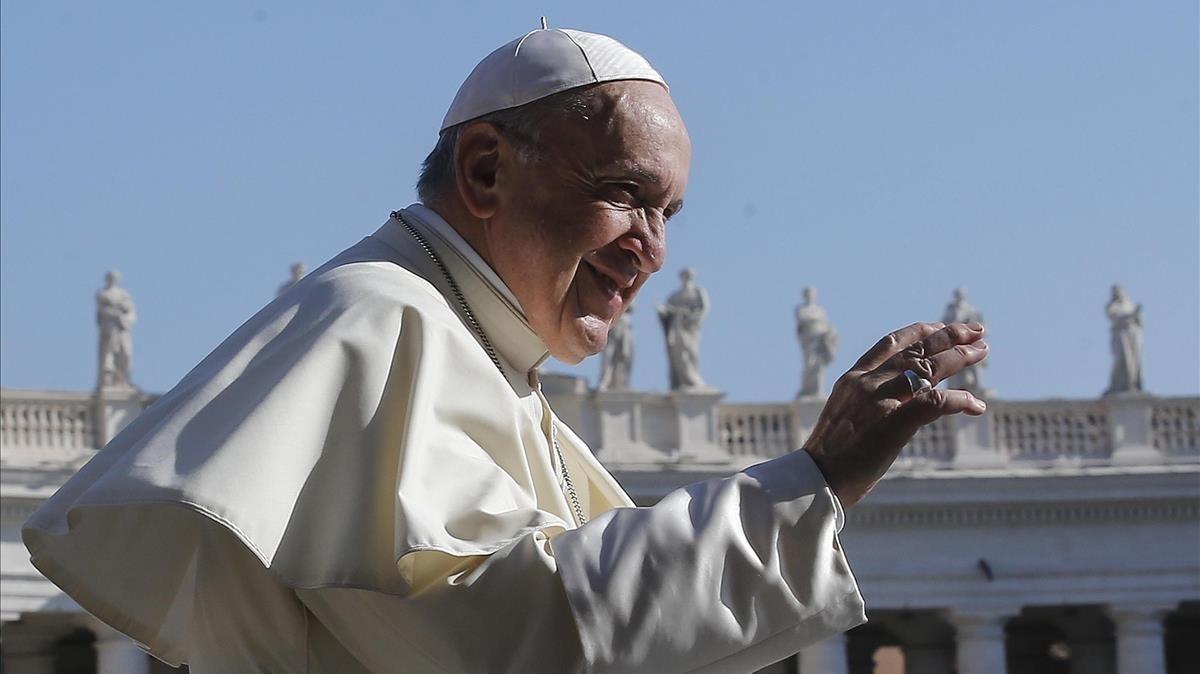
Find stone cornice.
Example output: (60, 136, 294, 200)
(846, 497, 1199, 529)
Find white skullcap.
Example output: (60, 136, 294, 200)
(440, 25, 667, 131)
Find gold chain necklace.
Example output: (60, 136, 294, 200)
(392, 211, 588, 527)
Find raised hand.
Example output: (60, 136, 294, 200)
(802, 322, 989, 507)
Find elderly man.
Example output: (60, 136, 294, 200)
(23, 25, 989, 672)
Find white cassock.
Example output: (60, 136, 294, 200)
(22, 204, 866, 672)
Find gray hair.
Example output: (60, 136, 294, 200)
(416, 86, 602, 204)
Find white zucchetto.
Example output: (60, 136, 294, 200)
(440, 24, 667, 131)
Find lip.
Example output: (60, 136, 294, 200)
(582, 261, 626, 317)
(585, 258, 637, 291)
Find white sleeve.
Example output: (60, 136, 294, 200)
(295, 450, 865, 674)
(554, 449, 865, 672)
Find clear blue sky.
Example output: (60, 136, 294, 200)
(2, 1, 1197, 402)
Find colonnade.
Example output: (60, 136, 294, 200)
(0, 617, 151, 674)
(784, 603, 1183, 674)
(0, 602, 1190, 672)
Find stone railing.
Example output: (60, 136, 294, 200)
(716, 403, 957, 465)
(717, 403, 796, 459)
(1, 387, 153, 463)
(0, 390, 95, 452)
(904, 416, 957, 463)
(1151, 400, 1200, 456)
(991, 400, 1113, 461)
(4, 382, 1197, 472)
(707, 395, 1200, 469)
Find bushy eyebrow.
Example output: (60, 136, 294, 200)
(605, 164, 660, 184)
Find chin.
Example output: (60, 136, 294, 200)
(551, 317, 609, 364)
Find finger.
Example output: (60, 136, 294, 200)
(881, 339, 990, 390)
(874, 323, 985, 380)
(887, 388, 988, 442)
(875, 368, 934, 403)
(917, 322, 986, 358)
(853, 322, 944, 372)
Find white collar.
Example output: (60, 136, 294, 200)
(406, 203, 525, 315)
(375, 207, 550, 378)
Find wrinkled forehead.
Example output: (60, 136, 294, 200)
(548, 81, 691, 176)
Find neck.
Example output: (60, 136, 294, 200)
(424, 197, 495, 271)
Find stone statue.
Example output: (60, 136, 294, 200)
(1104, 284, 1143, 396)
(795, 286, 838, 399)
(657, 268, 710, 391)
(942, 288, 991, 397)
(598, 304, 634, 391)
(96, 270, 136, 390)
(277, 262, 308, 296)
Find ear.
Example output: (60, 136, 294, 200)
(453, 122, 506, 221)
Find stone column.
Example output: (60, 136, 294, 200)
(951, 608, 1013, 674)
(799, 632, 848, 674)
(1109, 604, 1170, 674)
(91, 623, 151, 674)
(96, 637, 150, 674)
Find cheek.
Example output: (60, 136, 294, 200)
(530, 206, 627, 263)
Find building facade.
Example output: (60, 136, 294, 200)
(2, 378, 1198, 672)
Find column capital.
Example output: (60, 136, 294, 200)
(951, 607, 1016, 674)
(949, 605, 1020, 632)
(1106, 603, 1174, 636)
(1107, 602, 1172, 674)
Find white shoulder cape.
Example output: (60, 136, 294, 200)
(22, 214, 632, 663)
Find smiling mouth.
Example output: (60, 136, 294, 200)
(586, 261, 619, 295)
(583, 261, 628, 315)
(587, 259, 636, 291)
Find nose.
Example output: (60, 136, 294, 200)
(616, 217, 666, 275)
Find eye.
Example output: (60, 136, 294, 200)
(664, 201, 683, 222)
(606, 181, 641, 202)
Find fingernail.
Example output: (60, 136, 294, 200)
(973, 399, 987, 413)
(968, 322, 984, 331)
(974, 340, 989, 351)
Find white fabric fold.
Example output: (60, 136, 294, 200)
(22, 208, 866, 670)
(291, 450, 864, 673)
(554, 450, 864, 672)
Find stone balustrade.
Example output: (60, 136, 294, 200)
(1151, 399, 1200, 456)
(991, 400, 1112, 461)
(717, 403, 796, 459)
(0, 388, 153, 466)
(712, 395, 1199, 468)
(0, 390, 95, 453)
(2, 385, 1197, 471)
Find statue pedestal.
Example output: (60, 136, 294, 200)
(94, 385, 145, 446)
(953, 412, 1006, 469)
(593, 390, 647, 463)
(669, 389, 726, 463)
(589, 389, 726, 465)
(791, 397, 827, 448)
(1107, 393, 1160, 465)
